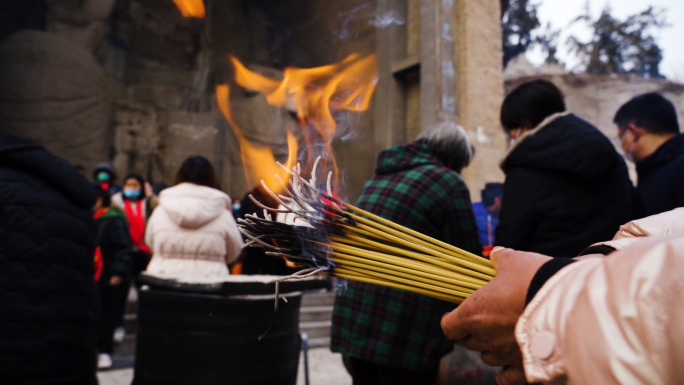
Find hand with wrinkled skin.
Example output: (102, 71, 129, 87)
(441, 247, 551, 385)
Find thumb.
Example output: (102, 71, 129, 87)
(490, 246, 511, 269)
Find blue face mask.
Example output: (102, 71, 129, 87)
(232, 203, 241, 212)
(123, 188, 141, 200)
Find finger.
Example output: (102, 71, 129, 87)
(490, 246, 515, 269)
(461, 335, 489, 352)
(496, 366, 526, 385)
(441, 301, 472, 341)
(481, 351, 513, 367)
(480, 342, 523, 367)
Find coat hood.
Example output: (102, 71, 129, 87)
(375, 142, 442, 175)
(0, 134, 95, 208)
(159, 183, 231, 229)
(502, 113, 619, 181)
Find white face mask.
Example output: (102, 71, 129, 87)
(623, 139, 637, 163)
(617, 126, 638, 163)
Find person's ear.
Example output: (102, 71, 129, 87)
(628, 123, 642, 141)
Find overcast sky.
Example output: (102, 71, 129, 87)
(526, 0, 684, 82)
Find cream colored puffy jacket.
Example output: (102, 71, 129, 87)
(144, 183, 243, 277)
(516, 208, 684, 384)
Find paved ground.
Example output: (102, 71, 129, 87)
(97, 346, 351, 385)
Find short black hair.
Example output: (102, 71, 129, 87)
(93, 186, 111, 207)
(613, 93, 680, 135)
(500, 79, 566, 130)
(174, 156, 218, 188)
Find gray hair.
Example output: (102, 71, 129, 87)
(416, 122, 474, 172)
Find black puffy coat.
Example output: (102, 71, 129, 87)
(0, 135, 97, 384)
(495, 114, 636, 258)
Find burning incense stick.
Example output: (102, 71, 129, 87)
(238, 160, 496, 303)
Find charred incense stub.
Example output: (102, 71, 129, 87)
(238, 161, 497, 304)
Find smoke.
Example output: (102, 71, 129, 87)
(369, 10, 405, 29)
(333, 278, 348, 296)
(333, 111, 362, 142)
(335, 3, 405, 40)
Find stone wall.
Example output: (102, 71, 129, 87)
(456, 0, 507, 201)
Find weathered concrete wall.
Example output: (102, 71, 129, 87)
(0, 31, 112, 175)
(455, 0, 507, 200)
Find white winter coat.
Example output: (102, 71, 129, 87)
(144, 183, 243, 277)
(516, 208, 684, 384)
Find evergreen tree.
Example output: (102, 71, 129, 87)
(502, 0, 540, 67)
(568, 5, 666, 77)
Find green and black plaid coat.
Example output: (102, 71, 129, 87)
(330, 141, 481, 372)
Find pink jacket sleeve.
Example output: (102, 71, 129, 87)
(515, 235, 684, 384)
(591, 207, 684, 251)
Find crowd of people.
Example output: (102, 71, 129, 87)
(331, 80, 683, 385)
(0, 78, 682, 384)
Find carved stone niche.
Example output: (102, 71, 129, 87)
(112, 101, 161, 180)
(45, 0, 117, 51)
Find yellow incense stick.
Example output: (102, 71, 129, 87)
(330, 254, 478, 292)
(336, 202, 493, 268)
(338, 222, 496, 276)
(329, 242, 489, 286)
(333, 269, 467, 303)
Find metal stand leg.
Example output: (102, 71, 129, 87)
(301, 331, 310, 385)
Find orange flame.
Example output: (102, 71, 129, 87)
(216, 85, 297, 192)
(231, 53, 377, 143)
(216, 53, 377, 194)
(173, 0, 205, 18)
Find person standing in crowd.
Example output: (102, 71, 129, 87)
(145, 156, 243, 276)
(472, 182, 503, 257)
(93, 162, 121, 195)
(92, 187, 132, 370)
(613, 92, 684, 216)
(496, 79, 636, 258)
(330, 122, 481, 385)
(112, 174, 158, 283)
(441, 208, 684, 385)
(0, 135, 97, 384)
(110, 174, 157, 343)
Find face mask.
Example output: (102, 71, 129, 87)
(623, 140, 637, 163)
(97, 171, 111, 182)
(618, 126, 638, 163)
(232, 203, 241, 212)
(123, 188, 141, 200)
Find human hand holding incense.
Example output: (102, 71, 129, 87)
(441, 247, 550, 385)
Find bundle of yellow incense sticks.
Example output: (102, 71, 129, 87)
(237, 162, 495, 303)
